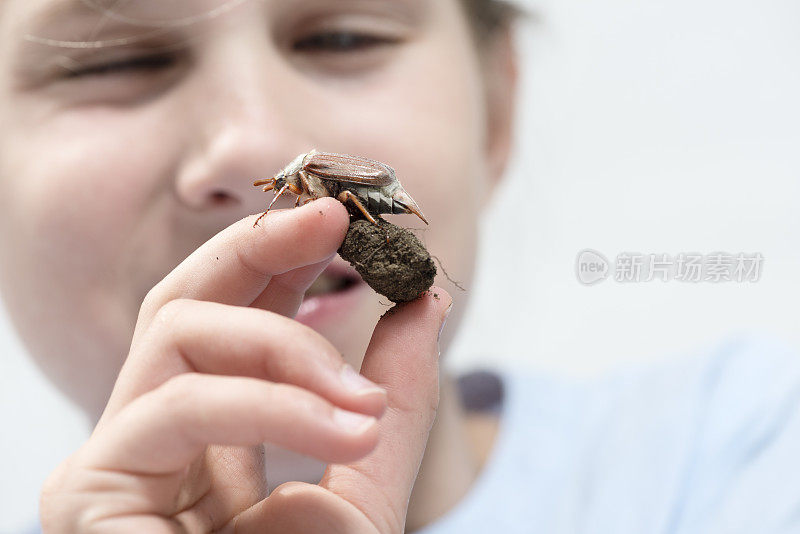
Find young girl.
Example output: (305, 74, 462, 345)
(3, 1, 800, 533)
(1, 0, 517, 531)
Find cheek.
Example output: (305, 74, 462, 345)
(0, 106, 175, 287)
(0, 102, 181, 410)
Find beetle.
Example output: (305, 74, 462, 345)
(253, 149, 428, 228)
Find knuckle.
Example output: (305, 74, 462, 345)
(235, 237, 269, 281)
(166, 371, 203, 395)
(407, 370, 439, 425)
(157, 372, 204, 413)
(41, 458, 67, 490)
(267, 382, 331, 419)
(320, 345, 347, 369)
(154, 298, 191, 325)
(39, 455, 85, 533)
(149, 298, 194, 338)
(256, 317, 341, 379)
(40, 460, 69, 510)
(263, 353, 303, 385)
(139, 282, 168, 318)
(279, 346, 340, 384)
(425, 383, 441, 424)
(393, 365, 440, 423)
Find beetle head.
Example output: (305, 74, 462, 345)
(273, 171, 286, 189)
(393, 188, 429, 225)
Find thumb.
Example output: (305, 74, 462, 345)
(319, 287, 452, 533)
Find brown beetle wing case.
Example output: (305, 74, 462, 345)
(304, 152, 395, 186)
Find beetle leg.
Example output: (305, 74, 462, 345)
(253, 183, 291, 227)
(298, 172, 313, 197)
(269, 184, 292, 210)
(299, 170, 328, 199)
(282, 183, 304, 207)
(337, 190, 379, 225)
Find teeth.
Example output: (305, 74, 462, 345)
(305, 273, 346, 297)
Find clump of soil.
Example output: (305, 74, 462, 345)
(338, 218, 436, 303)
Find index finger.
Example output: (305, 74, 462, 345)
(133, 198, 350, 342)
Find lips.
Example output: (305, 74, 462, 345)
(295, 261, 367, 327)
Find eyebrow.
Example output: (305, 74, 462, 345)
(21, 0, 250, 49)
(22, 0, 162, 49)
(25, 0, 132, 31)
(10, 0, 197, 86)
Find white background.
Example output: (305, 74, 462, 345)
(2, 0, 799, 531)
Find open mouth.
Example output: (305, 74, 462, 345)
(296, 263, 366, 327)
(304, 265, 363, 298)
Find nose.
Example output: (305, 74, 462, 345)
(175, 119, 288, 213)
(173, 41, 308, 215)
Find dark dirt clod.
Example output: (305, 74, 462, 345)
(338, 218, 436, 303)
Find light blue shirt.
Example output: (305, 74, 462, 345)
(418, 332, 800, 534)
(25, 332, 800, 534)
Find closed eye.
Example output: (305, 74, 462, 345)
(292, 31, 400, 53)
(64, 54, 177, 78)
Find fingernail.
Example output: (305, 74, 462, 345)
(333, 408, 376, 434)
(340, 364, 386, 396)
(438, 301, 453, 342)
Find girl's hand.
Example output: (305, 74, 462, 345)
(40, 198, 452, 533)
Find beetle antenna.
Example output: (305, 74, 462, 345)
(268, 183, 291, 211)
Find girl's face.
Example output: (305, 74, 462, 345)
(0, 0, 513, 416)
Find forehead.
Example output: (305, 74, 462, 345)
(3, 0, 243, 49)
(11, 0, 431, 22)
(10, 0, 245, 23)
(7, 0, 432, 47)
